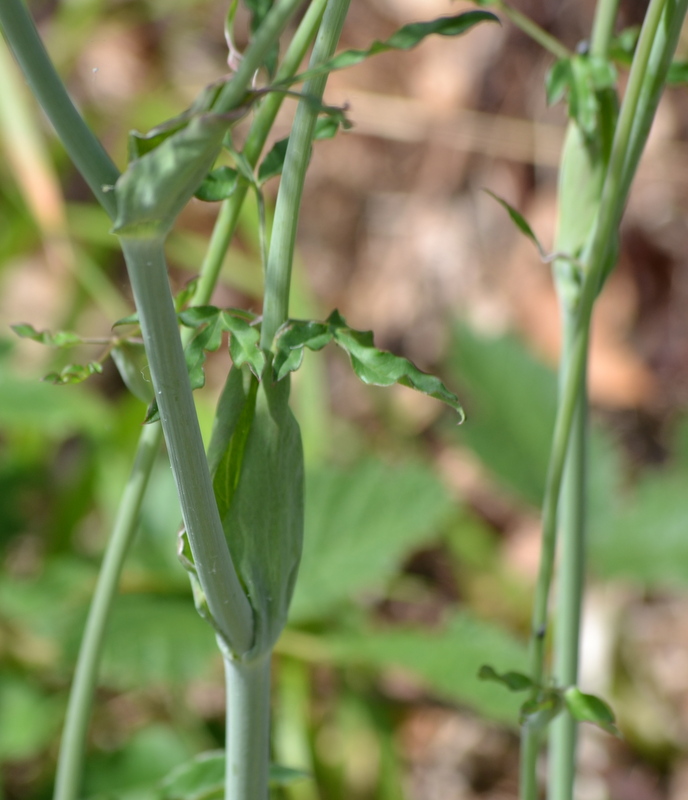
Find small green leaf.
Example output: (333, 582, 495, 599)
(273, 312, 463, 419)
(483, 190, 547, 259)
(519, 689, 563, 731)
(284, 11, 499, 86)
(12, 323, 82, 348)
(563, 687, 619, 736)
(478, 665, 534, 692)
(174, 278, 199, 312)
(219, 312, 265, 377)
(545, 58, 571, 106)
(194, 166, 239, 201)
(113, 312, 140, 328)
(44, 362, 103, 385)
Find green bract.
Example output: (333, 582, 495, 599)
(207, 365, 304, 660)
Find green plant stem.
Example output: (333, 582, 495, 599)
(261, 0, 352, 348)
(590, 0, 620, 57)
(520, 1, 685, 797)
(492, 0, 571, 60)
(0, 0, 119, 216)
(120, 235, 254, 653)
(53, 422, 162, 800)
(223, 652, 273, 800)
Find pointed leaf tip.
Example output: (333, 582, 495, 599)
(564, 687, 620, 736)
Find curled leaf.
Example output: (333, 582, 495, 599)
(44, 362, 103, 385)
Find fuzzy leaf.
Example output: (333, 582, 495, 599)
(478, 665, 534, 692)
(564, 687, 619, 736)
(286, 11, 498, 86)
(273, 311, 463, 418)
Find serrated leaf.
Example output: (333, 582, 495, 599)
(285, 11, 498, 86)
(12, 323, 82, 348)
(519, 689, 563, 730)
(563, 687, 619, 736)
(44, 362, 103, 385)
(194, 166, 239, 202)
(219, 312, 265, 377)
(258, 115, 345, 184)
(273, 320, 333, 380)
(478, 664, 534, 692)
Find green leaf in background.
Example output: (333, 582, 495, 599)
(285, 11, 499, 86)
(447, 325, 556, 505)
(667, 60, 688, 84)
(158, 750, 309, 800)
(258, 115, 344, 184)
(0, 673, 60, 759)
(111, 341, 154, 403)
(478, 664, 534, 692)
(545, 58, 571, 106)
(11, 323, 82, 348)
(328, 614, 528, 723)
(194, 165, 239, 201)
(274, 311, 464, 418)
(563, 687, 618, 736)
(289, 458, 453, 623)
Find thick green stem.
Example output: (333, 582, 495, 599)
(590, 0, 620, 57)
(260, 0, 352, 348)
(0, 0, 119, 215)
(120, 236, 254, 653)
(223, 652, 273, 800)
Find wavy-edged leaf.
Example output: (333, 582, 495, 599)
(285, 11, 499, 86)
(220, 311, 265, 376)
(563, 687, 619, 736)
(44, 362, 103, 385)
(274, 311, 463, 418)
(12, 323, 82, 348)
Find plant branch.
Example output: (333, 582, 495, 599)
(490, 0, 571, 60)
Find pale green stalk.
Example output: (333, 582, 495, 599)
(548, 3, 619, 797)
(520, 0, 683, 797)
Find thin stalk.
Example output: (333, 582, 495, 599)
(590, 0, 620, 57)
(0, 0, 119, 216)
(521, 1, 682, 797)
(53, 423, 162, 800)
(223, 652, 273, 800)
(260, 0, 352, 348)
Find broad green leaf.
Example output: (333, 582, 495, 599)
(289, 458, 453, 623)
(209, 366, 304, 658)
(327, 614, 528, 723)
(113, 115, 235, 238)
(194, 165, 239, 201)
(111, 341, 154, 403)
(11, 323, 82, 348)
(258, 115, 345, 184)
(478, 664, 534, 692)
(274, 311, 463, 418)
(563, 687, 618, 736)
(158, 750, 309, 800)
(286, 12, 498, 87)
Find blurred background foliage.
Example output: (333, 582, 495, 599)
(2, 0, 688, 798)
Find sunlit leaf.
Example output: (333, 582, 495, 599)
(563, 687, 619, 736)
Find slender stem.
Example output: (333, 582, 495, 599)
(590, 0, 620, 57)
(53, 423, 162, 800)
(223, 652, 273, 800)
(215, 0, 307, 113)
(0, 0, 119, 216)
(260, 0, 352, 348)
(120, 236, 254, 653)
(493, 0, 571, 60)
